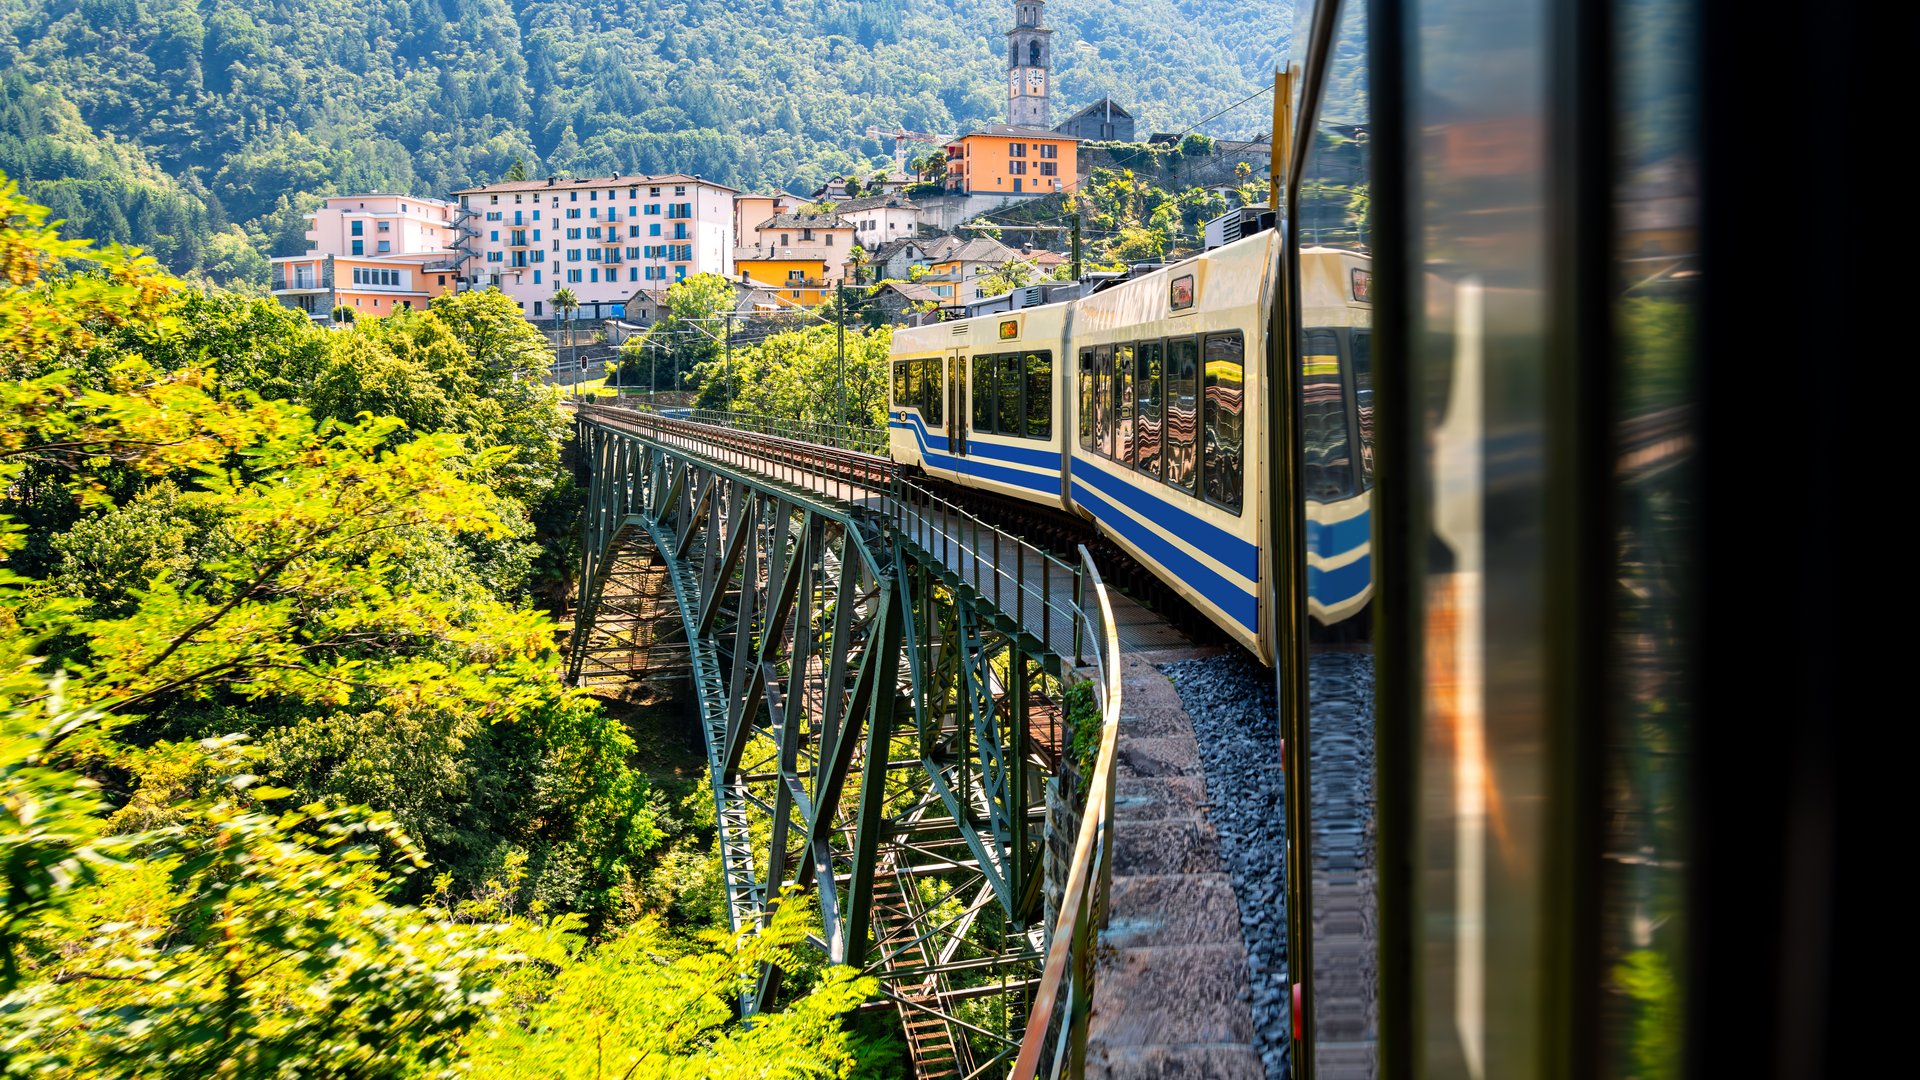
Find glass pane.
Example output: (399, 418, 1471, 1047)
(1201, 333, 1243, 513)
(907, 360, 924, 417)
(1137, 341, 1164, 479)
(1094, 345, 1113, 458)
(998, 353, 1023, 436)
(1600, 0, 1697, 1070)
(1115, 343, 1136, 468)
(925, 357, 942, 426)
(1026, 352, 1052, 438)
(894, 361, 908, 410)
(1301, 326, 1355, 500)
(1078, 349, 1095, 450)
(1352, 329, 1375, 488)
(1166, 338, 1199, 492)
(974, 352, 995, 431)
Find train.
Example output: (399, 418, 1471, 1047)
(885, 229, 1374, 662)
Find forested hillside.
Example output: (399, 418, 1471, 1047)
(0, 0, 1290, 281)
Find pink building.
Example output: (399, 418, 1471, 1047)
(270, 194, 462, 322)
(448, 174, 739, 324)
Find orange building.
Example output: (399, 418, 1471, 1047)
(734, 255, 837, 308)
(944, 126, 1080, 196)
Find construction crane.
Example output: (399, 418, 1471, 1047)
(865, 125, 950, 171)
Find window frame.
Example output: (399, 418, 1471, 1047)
(1200, 330, 1247, 515)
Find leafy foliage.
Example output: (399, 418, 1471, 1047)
(692, 321, 891, 429)
(0, 181, 877, 1074)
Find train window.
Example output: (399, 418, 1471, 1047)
(1114, 344, 1136, 468)
(1351, 328, 1374, 488)
(1301, 328, 1354, 499)
(907, 360, 925, 418)
(972, 352, 994, 431)
(997, 354, 1023, 436)
(1202, 332, 1245, 514)
(1094, 345, 1113, 458)
(924, 357, 943, 426)
(1137, 341, 1164, 480)
(1025, 352, 1052, 439)
(893, 361, 908, 410)
(1077, 349, 1094, 451)
(1165, 338, 1199, 493)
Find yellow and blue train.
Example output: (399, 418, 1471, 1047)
(887, 230, 1374, 662)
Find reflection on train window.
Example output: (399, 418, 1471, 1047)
(1301, 328, 1354, 500)
(923, 358, 942, 426)
(1078, 349, 1095, 451)
(1094, 345, 1113, 458)
(1115, 343, 1136, 468)
(1026, 352, 1052, 438)
(893, 361, 908, 410)
(1352, 328, 1374, 488)
(998, 354, 1023, 435)
(1202, 332, 1245, 514)
(1166, 337, 1199, 493)
(972, 353, 993, 431)
(907, 360, 925, 419)
(1137, 341, 1164, 480)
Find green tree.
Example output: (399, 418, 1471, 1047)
(628, 273, 734, 394)
(506, 155, 528, 182)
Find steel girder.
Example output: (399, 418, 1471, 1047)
(571, 416, 1068, 1070)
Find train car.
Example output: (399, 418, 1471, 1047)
(887, 301, 1073, 511)
(883, 233, 1376, 661)
(1063, 230, 1281, 658)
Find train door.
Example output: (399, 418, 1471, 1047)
(948, 350, 968, 459)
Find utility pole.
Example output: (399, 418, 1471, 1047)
(724, 311, 734, 406)
(1070, 214, 1082, 281)
(836, 283, 847, 425)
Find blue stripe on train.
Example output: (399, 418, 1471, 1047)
(1069, 479, 1261, 634)
(1308, 508, 1371, 559)
(892, 411, 1063, 470)
(1069, 456, 1262, 582)
(891, 420, 1061, 497)
(1307, 554, 1372, 611)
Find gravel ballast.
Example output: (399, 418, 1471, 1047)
(1164, 650, 1377, 1080)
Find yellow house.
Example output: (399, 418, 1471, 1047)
(735, 256, 835, 308)
(944, 126, 1080, 196)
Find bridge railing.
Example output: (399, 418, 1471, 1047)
(577, 404, 892, 505)
(1012, 543, 1124, 1080)
(887, 478, 1085, 662)
(595, 396, 890, 457)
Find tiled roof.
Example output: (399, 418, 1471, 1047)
(833, 194, 917, 214)
(754, 212, 851, 230)
(957, 125, 1084, 142)
(449, 173, 740, 195)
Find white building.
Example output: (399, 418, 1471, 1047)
(834, 194, 922, 248)
(447, 173, 739, 323)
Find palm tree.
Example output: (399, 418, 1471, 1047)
(550, 287, 579, 390)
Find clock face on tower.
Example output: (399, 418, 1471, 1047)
(1026, 69, 1046, 95)
(1010, 69, 1024, 97)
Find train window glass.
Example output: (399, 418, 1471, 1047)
(1301, 328, 1354, 499)
(907, 360, 925, 418)
(1201, 332, 1245, 514)
(1025, 352, 1052, 439)
(1351, 329, 1374, 488)
(1165, 337, 1199, 493)
(1094, 345, 1113, 458)
(997, 354, 1023, 436)
(924, 358, 943, 426)
(973, 352, 994, 432)
(1114, 344, 1136, 468)
(893, 361, 908, 411)
(1078, 349, 1095, 451)
(1137, 341, 1164, 480)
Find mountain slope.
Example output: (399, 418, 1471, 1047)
(0, 0, 1291, 272)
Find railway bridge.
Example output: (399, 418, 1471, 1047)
(567, 402, 1259, 1079)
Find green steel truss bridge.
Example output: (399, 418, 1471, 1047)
(569, 404, 1125, 1080)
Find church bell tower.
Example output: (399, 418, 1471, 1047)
(1008, 0, 1053, 128)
